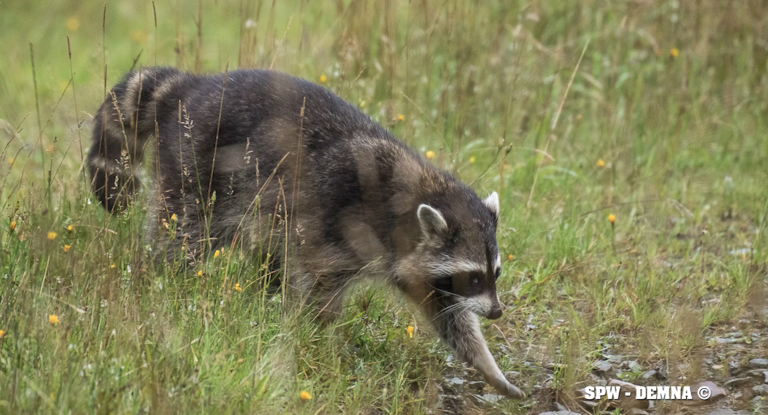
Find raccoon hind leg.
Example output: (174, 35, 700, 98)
(304, 271, 354, 323)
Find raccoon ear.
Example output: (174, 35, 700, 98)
(417, 204, 448, 238)
(483, 191, 500, 217)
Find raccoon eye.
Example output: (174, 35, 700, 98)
(469, 272, 482, 286)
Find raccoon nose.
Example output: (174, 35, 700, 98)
(487, 305, 503, 320)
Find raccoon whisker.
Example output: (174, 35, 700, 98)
(427, 283, 467, 301)
(431, 301, 470, 322)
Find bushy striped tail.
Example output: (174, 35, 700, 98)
(88, 67, 179, 212)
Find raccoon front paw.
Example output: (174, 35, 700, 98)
(490, 377, 526, 399)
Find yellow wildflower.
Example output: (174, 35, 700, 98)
(425, 150, 435, 159)
(0, 329, 5, 338)
(234, 283, 243, 292)
(407, 325, 414, 338)
(197, 270, 203, 277)
(63, 245, 71, 253)
(608, 214, 616, 224)
(67, 224, 74, 233)
(397, 114, 405, 122)
(66, 17, 80, 31)
(47, 232, 57, 240)
(596, 159, 605, 167)
(319, 74, 327, 84)
(670, 48, 679, 59)
(110, 264, 116, 269)
(131, 30, 147, 43)
(49, 314, 60, 324)
(469, 156, 476, 164)
(300, 390, 312, 400)
(214, 249, 220, 259)
(507, 254, 514, 260)
(9, 222, 16, 232)
(170, 213, 178, 222)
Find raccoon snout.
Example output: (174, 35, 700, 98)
(486, 297, 503, 320)
(487, 304, 503, 320)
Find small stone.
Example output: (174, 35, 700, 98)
(745, 369, 766, 379)
(641, 370, 657, 380)
(749, 358, 768, 369)
(593, 361, 612, 374)
(734, 391, 742, 399)
(688, 381, 727, 405)
(480, 393, 503, 403)
(730, 360, 741, 375)
(715, 337, 744, 344)
(587, 373, 606, 386)
(753, 384, 768, 395)
(705, 410, 750, 415)
(606, 354, 624, 364)
(446, 377, 465, 385)
(724, 377, 751, 387)
(628, 360, 642, 372)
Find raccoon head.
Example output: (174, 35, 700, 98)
(406, 190, 504, 320)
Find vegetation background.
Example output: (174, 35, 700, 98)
(1, 0, 767, 414)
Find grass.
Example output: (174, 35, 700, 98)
(2, 0, 768, 414)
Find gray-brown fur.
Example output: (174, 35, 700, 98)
(88, 67, 525, 398)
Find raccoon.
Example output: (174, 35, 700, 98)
(88, 67, 525, 399)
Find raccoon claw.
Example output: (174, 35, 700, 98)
(491, 378, 526, 399)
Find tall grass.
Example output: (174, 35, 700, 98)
(1, 1, 767, 414)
